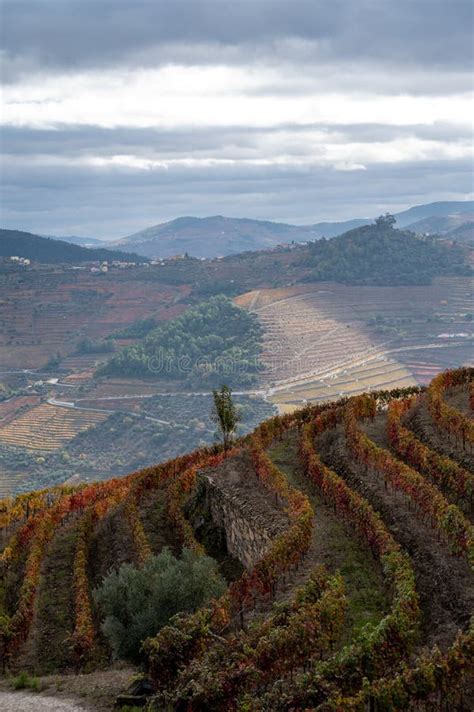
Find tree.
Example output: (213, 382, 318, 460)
(212, 384, 239, 451)
(93, 548, 225, 663)
(375, 213, 396, 228)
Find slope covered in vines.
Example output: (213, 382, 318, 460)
(0, 368, 473, 711)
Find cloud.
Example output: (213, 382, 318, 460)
(1, 0, 472, 79)
(0, 0, 473, 236)
(3, 62, 473, 132)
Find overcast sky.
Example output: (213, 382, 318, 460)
(0, 0, 473, 239)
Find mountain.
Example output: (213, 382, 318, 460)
(0, 229, 149, 264)
(403, 212, 474, 242)
(110, 215, 321, 259)
(111, 201, 474, 259)
(445, 221, 474, 243)
(393, 200, 474, 228)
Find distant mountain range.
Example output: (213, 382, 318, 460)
(5, 201, 473, 261)
(0, 229, 148, 264)
(403, 212, 474, 243)
(109, 200, 474, 258)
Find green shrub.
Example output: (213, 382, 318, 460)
(11, 672, 41, 691)
(93, 548, 226, 663)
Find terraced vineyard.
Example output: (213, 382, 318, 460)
(0, 267, 189, 368)
(235, 278, 473, 412)
(0, 403, 108, 451)
(0, 368, 473, 711)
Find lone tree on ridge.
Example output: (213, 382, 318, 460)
(212, 384, 239, 451)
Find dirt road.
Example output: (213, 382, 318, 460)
(0, 691, 89, 711)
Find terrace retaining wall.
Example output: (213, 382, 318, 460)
(192, 459, 287, 570)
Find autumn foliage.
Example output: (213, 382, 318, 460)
(1, 370, 473, 710)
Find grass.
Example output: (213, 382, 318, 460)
(11, 671, 42, 692)
(268, 435, 388, 637)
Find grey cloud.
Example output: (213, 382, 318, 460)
(1, 0, 472, 82)
(1, 1, 472, 238)
(2, 120, 471, 160)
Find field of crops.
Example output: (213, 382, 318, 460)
(0, 368, 472, 710)
(0, 403, 108, 451)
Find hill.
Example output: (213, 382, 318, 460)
(447, 221, 474, 243)
(394, 200, 474, 227)
(0, 368, 473, 710)
(111, 215, 320, 258)
(404, 212, 474, 242)
(300, 216, 471, 285)
(110, 201, 474, 259)
(0, 229, 148, 264)
(97, 295, 264, 385)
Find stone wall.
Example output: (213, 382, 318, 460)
(194, 466, 288, 570)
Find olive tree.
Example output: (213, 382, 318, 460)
(93, 548, 225, 663)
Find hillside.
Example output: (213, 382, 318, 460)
(97, 295, 264, 385)
(0, 229, 147, 264)
(447, 222, 474, 243)
(111, 215, 320, 258)
(394, 200, 474, 227)
(301, 217, 471, 285)
(0, 217, 469, 372)
(0, 368, 473, 711)
(406, 212, 474, 240)
(110, 201, 474, 259)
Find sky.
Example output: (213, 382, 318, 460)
(0, 0, 473, 239)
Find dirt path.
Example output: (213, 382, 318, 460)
(317, 421, 474, 652)
(268, 431, 388, 636)
(0, 691, 88, 712)
(0, 668, 135, 711)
